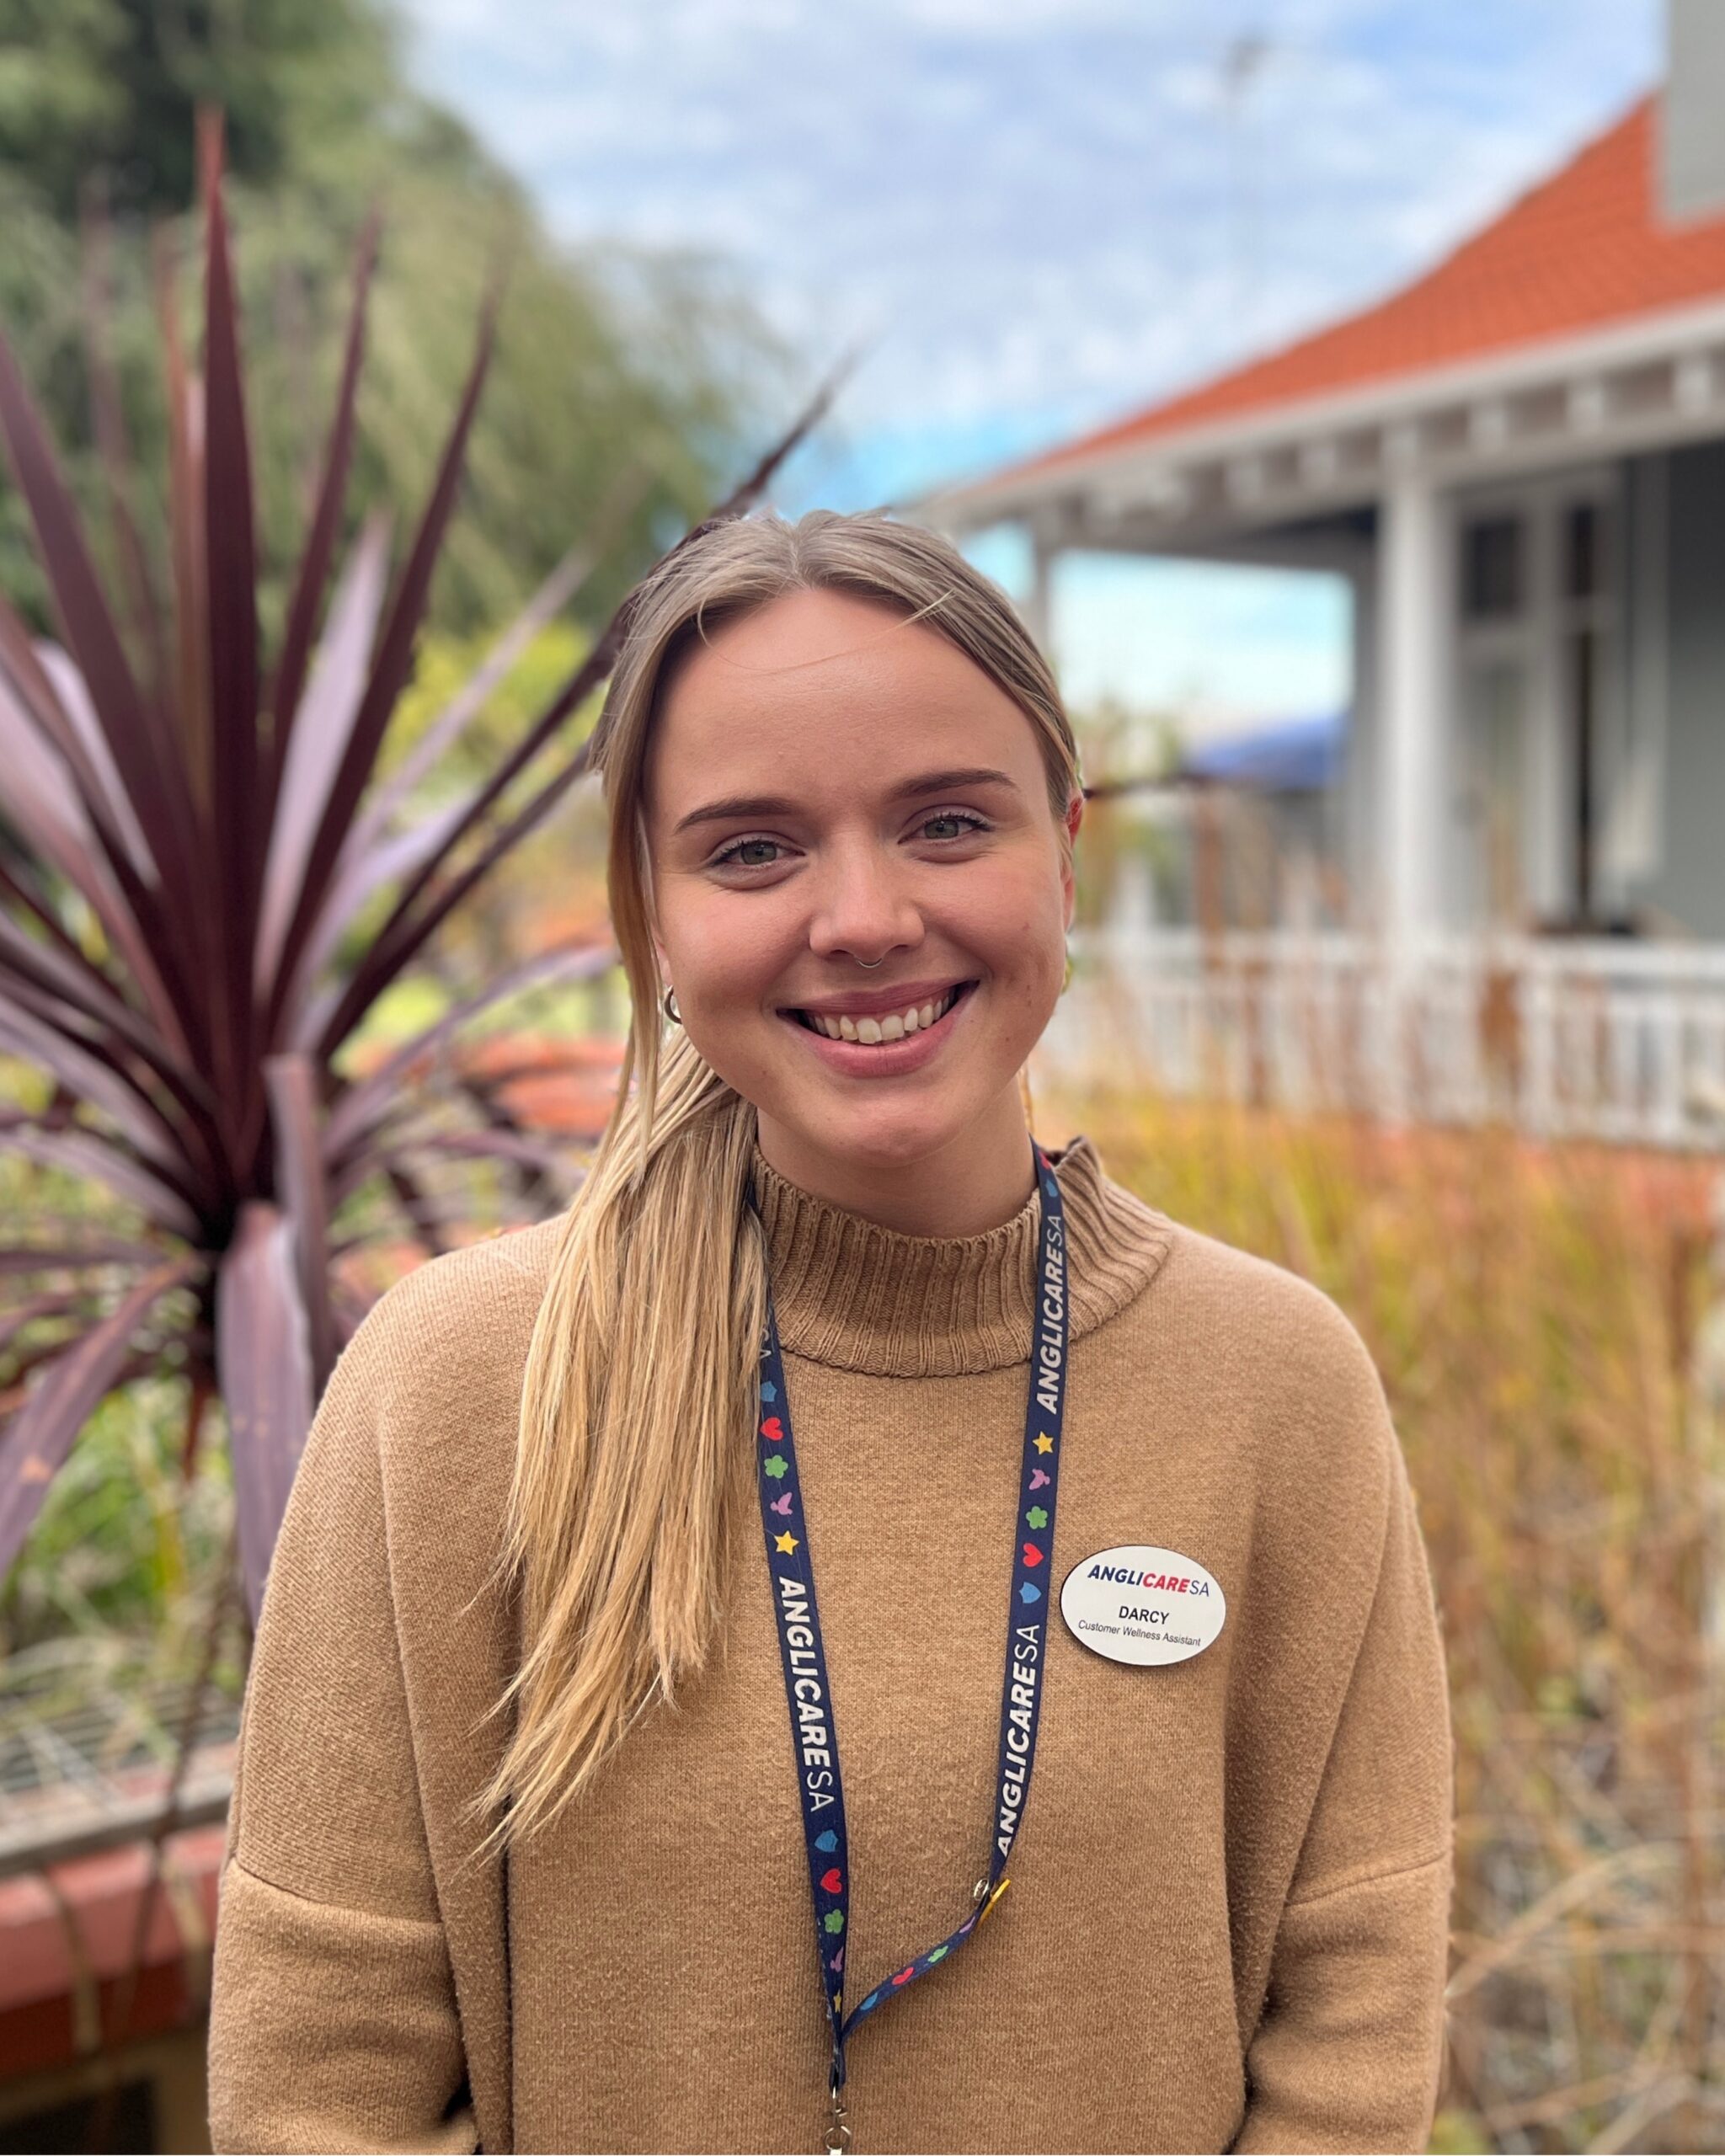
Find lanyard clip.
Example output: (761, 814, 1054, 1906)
(973, 1872, 1011, 1923)
(825, 2063, 852, 2152)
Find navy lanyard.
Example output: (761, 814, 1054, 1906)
(747, 1145, 1070, 2148)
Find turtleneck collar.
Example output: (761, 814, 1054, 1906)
(749, 1134, 1173, 1378)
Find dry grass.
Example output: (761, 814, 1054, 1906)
(1035, 1075, 1725, 2154)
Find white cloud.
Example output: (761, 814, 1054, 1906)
(395, 0, 1663, 716)
(399, 0, 1659, 470)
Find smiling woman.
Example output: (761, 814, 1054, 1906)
(644, 584, 1079, 1233)
(206, 512, 1453, 2156)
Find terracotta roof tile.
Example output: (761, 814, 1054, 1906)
(1010, 97, 1725, 481)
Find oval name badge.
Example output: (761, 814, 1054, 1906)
(1060, 1544, 1226, 1667)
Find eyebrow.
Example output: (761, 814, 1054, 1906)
(670, 766, 1020, 836)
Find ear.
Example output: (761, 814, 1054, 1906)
(1060, 789, 1084, 930)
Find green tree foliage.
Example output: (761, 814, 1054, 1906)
(0, 0, 395, 220)
(0, 0, 778, 631)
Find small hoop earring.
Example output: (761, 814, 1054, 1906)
(1060, 945, 1074, 995)
(663, 985, 682, 1025)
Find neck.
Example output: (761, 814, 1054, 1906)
(756, 1083, 1037, 1237)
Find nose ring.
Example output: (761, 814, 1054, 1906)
(855, 956, 885, 969)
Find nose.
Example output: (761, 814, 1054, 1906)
(806, 837, 925, 969)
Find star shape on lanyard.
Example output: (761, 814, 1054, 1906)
(1034, 1433, 1054, 1454)
(775, 1530, 800, 1554)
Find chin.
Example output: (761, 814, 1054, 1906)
(786, 1084, 1006, 1177)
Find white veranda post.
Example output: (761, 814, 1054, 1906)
(1023, 530, 1055, 654)
(1375, 465, 1450, 1113)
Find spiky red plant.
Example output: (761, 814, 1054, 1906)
(0, 116, 825, 1617)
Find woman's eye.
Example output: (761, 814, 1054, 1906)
(917, 811, 988, 842)
(713, 836, 784, 870)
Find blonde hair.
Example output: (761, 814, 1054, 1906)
(468, 510, 1080, 1857)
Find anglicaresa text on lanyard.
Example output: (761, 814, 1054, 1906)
(747, 1145, 1070, 2151)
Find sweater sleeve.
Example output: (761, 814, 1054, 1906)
(206, 1308, 478, 2155)
(1233, 1433, 1454, 2154)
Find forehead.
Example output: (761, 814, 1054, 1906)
(645, 588, 1042, 815)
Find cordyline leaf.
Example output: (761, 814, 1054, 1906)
(0, 908, 208, 1117)
(34, 636, 215, 1075)
(267, 301, 499, 1043)
(153, 220, 211, 810)
(0, 1257, 195, 1581)
(200, 110, 264, 1111)
(78, 178, 167, 709)
(0, 592, 82, 756)
(390, 1128, 571, 1176)
(0, 846, 185, 1103)
(383, 1161, 451, 1259)
(315, 372, 841, 1060)
(323, 938, 615, 1161)
(700, 356, 852, 524)
(0, 666, 185, 1045)
(0, 1289, 98, 1358)
(0, 616, 201, 1056)
(0, 1110, 203, 1237)
(33, 643, 158, 883)
(346, 540, 588, 852)
(0, 907, 153, 1049)
(0, 321, 200, 933)
(451, 1079, 565, 1204)
(0, 962, 224, 1196)
(264, 1054, 334, 1394)
(254, 514, 392, 998)
(0, 850, 109, 984)
(216, 1202, 314, 1622)
(348, 471, 644, 860)
(151, 216, 230, 1105)
(0, 998, 194, 1182)
(294, 797, 467, 1009)
(0, 1240, 162, 1276)
(0, 634, 96, 846)
(0, 588, 135, 859)
(265, 211, 379, 814)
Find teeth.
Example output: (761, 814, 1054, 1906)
(803, 987, 963, 1042)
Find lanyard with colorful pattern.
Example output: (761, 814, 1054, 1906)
(747, 1145, 1070, 2151)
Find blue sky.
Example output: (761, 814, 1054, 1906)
(398, 0, 1663, 740)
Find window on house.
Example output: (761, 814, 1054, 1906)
(1461, 514, 1525, 620)
(1564, 500, 1606, 600)
(1560, 500, 1613, 921)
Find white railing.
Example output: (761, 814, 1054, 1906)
(1042, 927, 1725, 1149)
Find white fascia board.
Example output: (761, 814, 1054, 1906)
(921, 293, 1725, 531)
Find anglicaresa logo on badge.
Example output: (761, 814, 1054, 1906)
(1059, 1545, 1227, 1668)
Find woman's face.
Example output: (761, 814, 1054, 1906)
(643, 587, 1081, 1197)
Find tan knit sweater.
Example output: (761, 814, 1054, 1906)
(206, 1136, 1452, 2155)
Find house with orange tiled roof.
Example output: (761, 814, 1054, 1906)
(934, 12, 1725, 947)
(928, 3, 1725, 1145)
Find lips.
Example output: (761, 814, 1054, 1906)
(777, 978, 976, 1076)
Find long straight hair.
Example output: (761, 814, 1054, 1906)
(468, 510, 1080, 1857)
